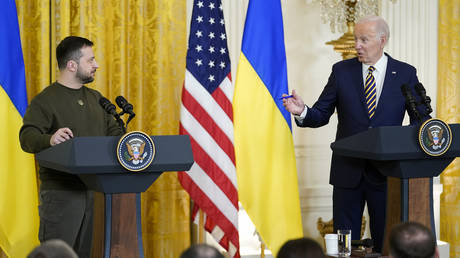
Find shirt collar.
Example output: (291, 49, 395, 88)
(362, 54, 388, 74)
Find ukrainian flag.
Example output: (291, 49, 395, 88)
(234, 0, 303, 255)
(0, 1, 39, 257)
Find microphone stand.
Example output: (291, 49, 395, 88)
(117, 109, 135, 133)
(116, 110, 134, 134)
(126, 114, 135, 127)
(115, 114, 127, 134)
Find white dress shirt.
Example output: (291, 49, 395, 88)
(362, 54, 388, 107)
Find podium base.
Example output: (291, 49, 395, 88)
(104, 193, 144, 258)
(382, 177, 434, 256)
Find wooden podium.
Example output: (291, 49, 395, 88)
(35, 135, 194, 258)
(331, 124, 460, 255)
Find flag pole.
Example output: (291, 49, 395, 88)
(256, 230, 266, 257)
(198, 209, 205, 243)
(261, 242, 265, 258)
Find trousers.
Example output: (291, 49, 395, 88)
(38, 189, 94, 258)
(332, 162, 387, 253)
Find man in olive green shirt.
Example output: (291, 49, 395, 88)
(19, 36, 122, 258)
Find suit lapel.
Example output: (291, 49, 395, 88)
(375, 53, 397, 116)
(349, 59, 368, 115)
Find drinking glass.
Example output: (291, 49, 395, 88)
(338, 229, 351, 257)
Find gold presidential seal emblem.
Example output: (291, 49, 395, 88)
(418, 118, 452, 156)
(117, 131, 155, 171)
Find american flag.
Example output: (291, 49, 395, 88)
(178, 0, 239, 257)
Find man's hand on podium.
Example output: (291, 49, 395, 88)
(50, 127, 73, 146)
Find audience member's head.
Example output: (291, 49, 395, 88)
(27, 239, 78, 258)
(180, 243, 224, 258)
(389, 222, 438, 258)
(277, 237, 325, 258)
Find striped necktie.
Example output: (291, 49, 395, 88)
(365, 66, 377, 118)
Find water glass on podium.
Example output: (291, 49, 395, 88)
(338, 229, 351, 257)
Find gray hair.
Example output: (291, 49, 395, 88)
(356, 15, 390, 42)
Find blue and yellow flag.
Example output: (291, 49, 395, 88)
(0, 1, 39, 257)
(233, 0, 303, 255)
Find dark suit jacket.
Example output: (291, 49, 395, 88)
(297, 53, 424, 188)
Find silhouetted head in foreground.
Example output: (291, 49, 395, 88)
(277, 237, 325, 258)
(389, 221, 438, 258)
(180, 243, 225, 258)
(27, 239, 78, 258)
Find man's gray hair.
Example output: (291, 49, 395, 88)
(357, 15, 390, 42)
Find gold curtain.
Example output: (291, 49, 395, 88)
(13, 1, 190, 257)
(438, 0, 460, 257)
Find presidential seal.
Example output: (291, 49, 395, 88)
(419, 118, 452, 156)
(117, 131, 155, 171)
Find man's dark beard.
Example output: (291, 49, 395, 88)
(76, 68, 94, 84)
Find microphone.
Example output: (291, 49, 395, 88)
(99, 97, 118, 117)
(414, 83, 433, 116)
(115, 96, 135, 127)
(100, 97, 126, 133)
(401, 84, 421, 122)
(115, 96, 135, 117)
(351, 238, 373, 248)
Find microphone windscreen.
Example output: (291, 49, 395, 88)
(99, 97, 116, 114)
(400, 83, 409, 92)
(115, 96, 127, 109)
(99, 97, 110, 109)
(414, 83, 426, 95)
(400, 84, 412, 98)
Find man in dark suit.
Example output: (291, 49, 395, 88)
(282, 15, 426, 252)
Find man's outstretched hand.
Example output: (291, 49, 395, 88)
(282, 89, 305, 116)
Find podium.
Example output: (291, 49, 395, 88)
(35, 135, 194, 258)
(331, 124, 460, 255)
